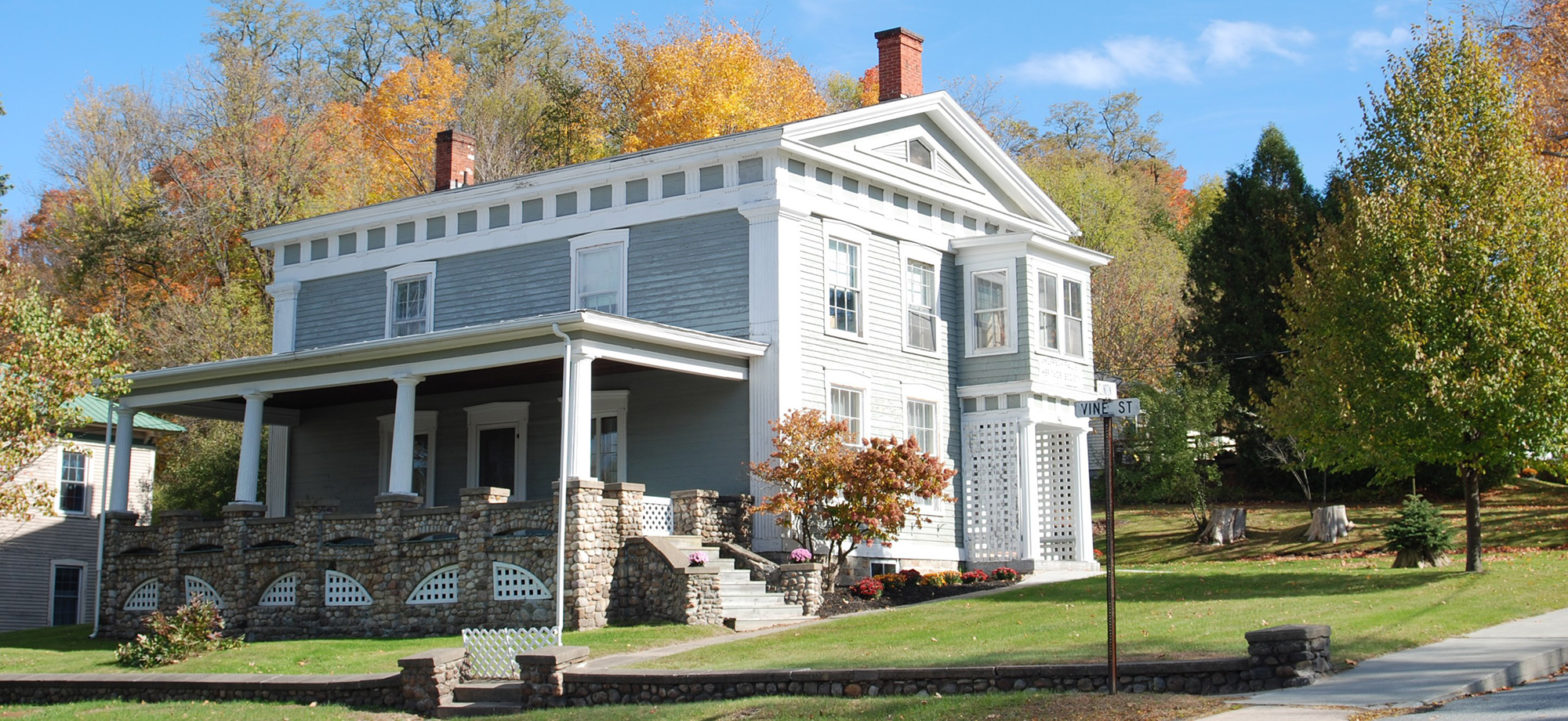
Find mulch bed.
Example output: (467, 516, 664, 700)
(817, 579, 1020, 617)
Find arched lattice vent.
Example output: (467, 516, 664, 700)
(184, 575, 224, 609)
(406, 565, 460, 605)
(324, 570, 373, 607)
(257, 572, 300, 607)
(123, 579, 159, 611)
(492, 562, 551, 601)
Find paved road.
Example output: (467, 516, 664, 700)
(1415, 677, 1568, 720)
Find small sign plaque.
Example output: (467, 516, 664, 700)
(1073, 398, 1141, 418)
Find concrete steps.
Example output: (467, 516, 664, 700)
(435, 681, 525, 717)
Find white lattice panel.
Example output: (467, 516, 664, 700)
(641, 495, 674, 536)
(124, 579, 159, 611)
(324, 570, 373, 607)
(258, 572, 299, 607)
(963, 419, 1024, 563)
(492, 562, 551, 601)
(462, 627, 561, 679)
(1037, 429, 1079, 562)
(407, 565, 460, 605)
(184, 575, 224, 609)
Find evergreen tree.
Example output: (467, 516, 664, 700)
(1182, 125, 1320, 412)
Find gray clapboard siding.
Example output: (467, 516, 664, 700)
(627, 212, 749, 337)
(295, 269, 388, 350)
(432, 238, 570, 332)
(0, 518, 99, 632)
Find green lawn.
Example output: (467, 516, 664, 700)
(0, 623, 725, 676)
(0, 691, 1227, 721)
(642, 550, 1568, 671)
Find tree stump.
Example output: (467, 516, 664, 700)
(1199, 507, 1246, 545)
(1305, 505, 1355, 543)
(1393, 549, 1451, 568)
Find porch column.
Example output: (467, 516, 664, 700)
(1072, 427, 1095, 565)
(388, 375, 424, 496)
(109, 406, 135, 512)
(234, 391, 270, 504)
(1019, 419, 1041, 564)
(564, 348, 595, 480)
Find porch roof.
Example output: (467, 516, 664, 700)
(121, 311, 767, 419)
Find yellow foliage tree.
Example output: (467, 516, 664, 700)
(588, 17, 827, 153)
(355, 52, 468, 199)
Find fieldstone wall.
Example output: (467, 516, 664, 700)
(101, 481, 638, 639)
(398, 647, 466, 713)
(768, 563, 823, 615)
(518, 646, 591, 708)
(0, 672, 401, 708)
(608, 537, 724, 626)
(1244, 624, 1332, 689)
(672, 490, 752, 546)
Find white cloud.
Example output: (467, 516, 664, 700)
(1200, 20, 1314, 67)
(1011, 36, 1194, 88)
(1350, 26, 1413, 57)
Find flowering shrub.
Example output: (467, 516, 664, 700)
(961, 569, 990, 584)
(1094, 548, 1105, 559)
(938, 570, 962, 586)
(991, 567, 1020, 582)
(900, 568, 922, 586)
(116, 600, 240, 668)
(874, 573, 906, 593)
(789, 548, 813, 563)
(917, 571, 947, 587)
(688, 551, 708, 567)
(849, 577, 884, 599)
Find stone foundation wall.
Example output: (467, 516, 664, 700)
(1244, 624, 1332, 689)
(101, 481, 643, 639)
(609, 537, 723, 626)
(672, 490, 752, 545)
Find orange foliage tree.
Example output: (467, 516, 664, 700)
(750, 409, 953, 588)
(1495, 0, 1568, 163)
(352, 52, 468, 199)
(587, 17, 827, 153)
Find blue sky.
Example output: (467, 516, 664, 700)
(0, 0, 1451, 220)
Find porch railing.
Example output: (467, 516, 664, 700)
(641, 495, 673, 536)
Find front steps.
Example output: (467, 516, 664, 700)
(666, 535, 810, 631)
(436, 680, 524, 717)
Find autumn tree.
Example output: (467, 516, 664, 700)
(1493, 0, 1568, 164)
(586, 16, 827, 153)
(751, 410, 953, 588)
(1265, 20, 1568, 572)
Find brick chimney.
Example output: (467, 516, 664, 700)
(875, 27, 924, 102)
(434, 129, 476, 191)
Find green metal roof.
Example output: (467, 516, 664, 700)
(65, 395, 185, 433)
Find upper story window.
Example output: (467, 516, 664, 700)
(905, 259, 937, 352)
(59, 449, 87, 514)
(969, 268, 1012, 354)
(1038, 272, 1060, 352)
(1063, 279, 1085, 357)
(386, 262, 436, 338)
(906, 399, 936, 454)
(570, 229, 629, 315)
(826, 238, 862, 336)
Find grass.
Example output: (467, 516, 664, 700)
(0, 691, 1228, 720)
(641, 549, 1568, 671)
(0, 622, 725, 676)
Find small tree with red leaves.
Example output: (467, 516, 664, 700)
(750, 409, 954, 589)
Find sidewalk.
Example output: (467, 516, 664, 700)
(1202, 607, 1568, 720)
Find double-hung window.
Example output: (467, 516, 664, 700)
(1063, 279, 1084, 357)
(1038, 272, 1060, 351)
(570, 230, 629, 315)
(829, 385, 864, 443)
(826, 238, 862, 335)
(589, 391, 629, 483)
(906, 400, 937, 454)
(386, 262, 436, 338)
(58, 450, 87, 514)
(971, 269, 1009, 351)
(905, 259, 937, 351)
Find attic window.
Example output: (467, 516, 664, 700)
(908, 139, 933, 169)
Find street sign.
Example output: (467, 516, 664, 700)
(1073, 398, 1141, 418)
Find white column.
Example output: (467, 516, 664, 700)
(388, 375, 424, 496)
(265, 424, 289, 516)
(1019, 419, 1041, 563)
(1072, 426, 1096, 566)
(234, 392, 270, 504)
(266, 281, 301, 354)
(565, 349, 594, 480)
(109, 407, 135, 512)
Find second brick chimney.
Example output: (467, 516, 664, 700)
(434, 129, 476, 191)
(875, 27, 924, 102)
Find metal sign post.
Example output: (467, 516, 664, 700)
(1074, 397, 1139, 695)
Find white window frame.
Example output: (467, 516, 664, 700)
(464, 402, 529, 495)
(824, 369, 870, 445)
(901, 243, 942, 355)
(569, 229, 629, 315)
(378, 410, 439, 506)
(902, 385, 947, 510)
(1037, 271, 1060, 353)
(965, 263, 1017, 357)
(49, 560, 87, 626)
(57, 447, 89, 516)
(590, 390, 629, 484)
(1062, 278, 1086, 357)
(385, 261, 436, 338)
(822, 220, 870, 341)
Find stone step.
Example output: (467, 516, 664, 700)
(435, 700, 523, 718)
(722, 599, 797, 615)
(451, 681, 523, 704)
(718, 569, 759, 583)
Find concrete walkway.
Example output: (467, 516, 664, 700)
(579, 569, 1101, 670)
(1202, 607, 1568, 720)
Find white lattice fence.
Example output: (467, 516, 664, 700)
(1036, 429, 1078, 562)
(462, 627, 562, 679)
(963, 419, 1024, 563)
(641, 495, 674, 536)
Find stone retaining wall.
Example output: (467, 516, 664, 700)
(0, 672, 401, 708)
(671, 490, 752, 545)
(399, 647, 466, 713)
(608, 537, 724, 626)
